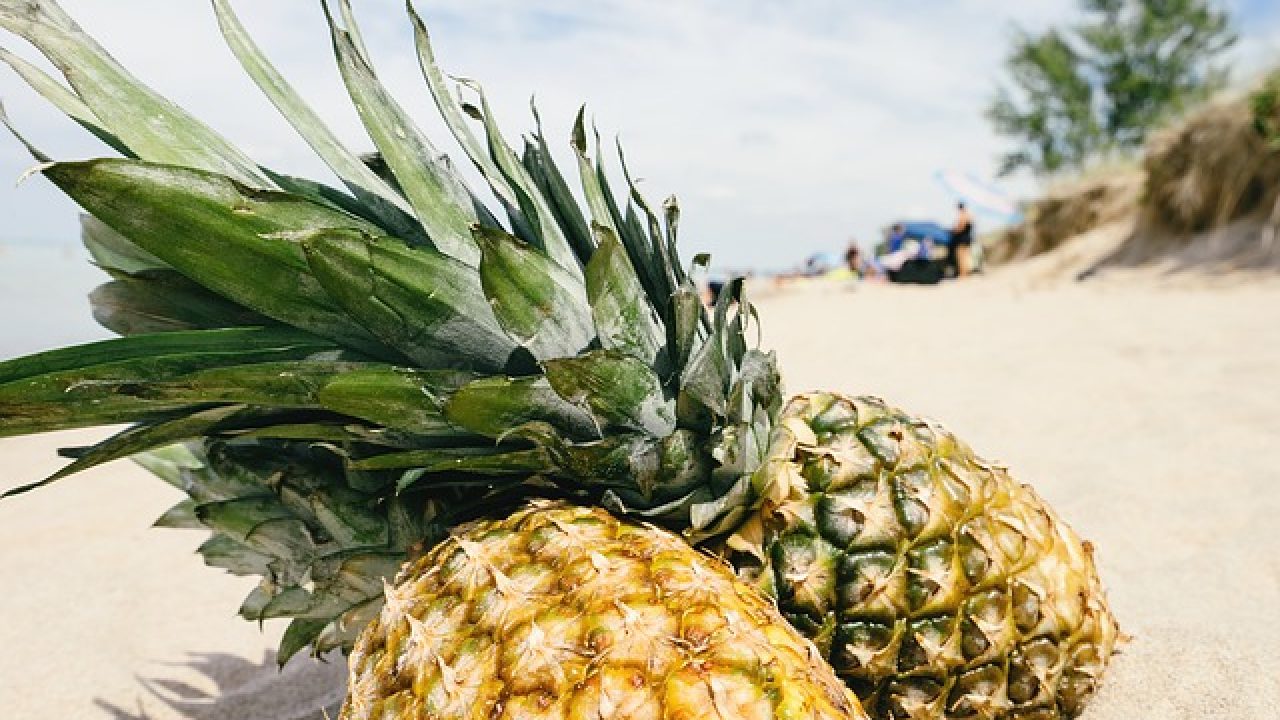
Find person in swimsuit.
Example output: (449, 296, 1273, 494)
(947, 201, 974, 278)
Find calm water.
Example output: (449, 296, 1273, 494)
(0, 241, 112, 358)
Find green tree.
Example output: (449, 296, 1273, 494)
(989, 0, 1236, 176)
(1251, 69, 1280, 146)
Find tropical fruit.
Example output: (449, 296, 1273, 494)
(342, 502, 864, 720)
(0, 1, 1118, 718)
(729, 394, 1119, 718)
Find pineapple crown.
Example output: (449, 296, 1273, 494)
(0, 0, 781, 658)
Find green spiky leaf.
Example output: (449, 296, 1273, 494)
(314, 367, 472, 435)
(474, 225, 594, 359)
(302, 230, 515, 371)
(1, 405, 249, 498)
(0, 327, 332, 388)
(90, 270, 275, 335)
(42, 159, 396, 357)
(324, 9, 480, 264)
(0, 0, 784, 667)
(584, 225, 666, 368)
(544, 350, 675, 436)
(80, 213, 165, 274)
(212, 0, 423, 244)
(279, 618, 329, 664)
(0, 1, 266, 183)
(0, 45, 129, 155)
(525, 103, 594, 262)
(199, 534, 274, 577)
(445, 376, 597, 440)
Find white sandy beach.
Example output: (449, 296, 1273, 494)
(2, 269, 1279, 718)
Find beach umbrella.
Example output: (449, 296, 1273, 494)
(934, 168, 1023, 223)
(807, 250, 844, 268)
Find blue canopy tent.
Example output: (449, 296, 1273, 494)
(899, 221, 951, 246)
(877, 221, 951, 285)
(879, 221, 950, 255)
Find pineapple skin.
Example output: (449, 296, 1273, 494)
(732, 394, 1119, 720)
(343, 503, 867, 720)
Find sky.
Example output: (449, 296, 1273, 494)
(1, 0, 1279, 273)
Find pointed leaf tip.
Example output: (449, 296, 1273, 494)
(18, 161, 56, 186)
(0, 3, 268, 184)
(325, 6, 480, 265)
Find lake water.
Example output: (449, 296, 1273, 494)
(0, 241, 112, 358)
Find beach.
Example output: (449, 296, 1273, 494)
(2, 271, 1279, 718)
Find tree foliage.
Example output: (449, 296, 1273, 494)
(1251, 69, 1280, 147)
(989, 0, 1236, 176)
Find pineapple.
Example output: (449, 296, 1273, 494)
(342, 502, 863, 720)
(732, 394, 1119, 718)
(0, 1, 1118, 718)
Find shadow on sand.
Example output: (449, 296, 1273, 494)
(94, 650, 346, 720)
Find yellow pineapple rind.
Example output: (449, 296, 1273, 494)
(342, 502, 868, 720)
(731, 393, 1119, 720)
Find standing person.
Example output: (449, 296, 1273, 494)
(947, 202, 975, 278)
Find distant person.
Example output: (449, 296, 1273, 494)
(947, 202, 974, 278)
(844, 240, 881, 280)
(886, 223, 907, 254)
(844, 242, 863, 274)
(879, 224, 921, 273)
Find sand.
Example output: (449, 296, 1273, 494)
(3, 271, 1279, 718)
(0, 428, 346, 719)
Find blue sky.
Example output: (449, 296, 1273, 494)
(1240, 0, 1280, 22)
(1, 0, 1278, 273)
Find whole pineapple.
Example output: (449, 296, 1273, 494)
(343, 502, 863, 720)
(0, 1, 1118, 718)
(734, 395, 1118, 718)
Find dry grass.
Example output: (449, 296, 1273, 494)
(1143, 100, 1280, 232)
(1107, 80, 1280, 270)
(994, 71, 1280, 275)
(985, 170, 1141, 265)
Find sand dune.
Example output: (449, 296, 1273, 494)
(2, 272, 1278, 718)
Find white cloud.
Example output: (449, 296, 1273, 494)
(1, 0, 1275, 272)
